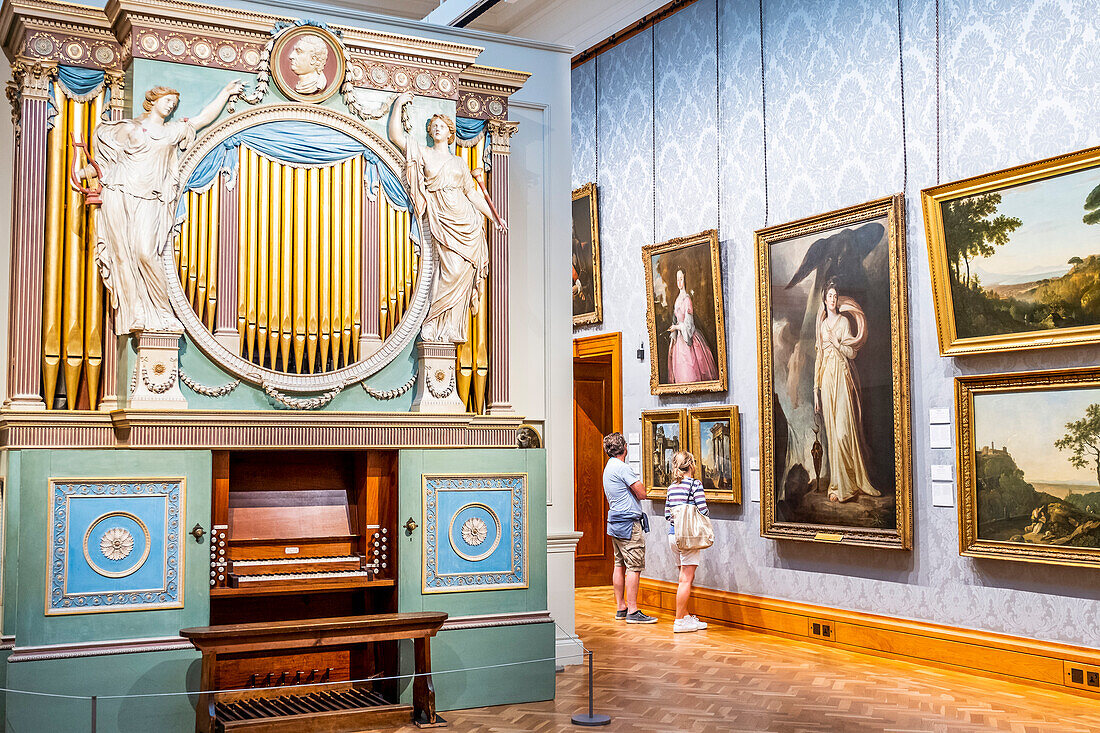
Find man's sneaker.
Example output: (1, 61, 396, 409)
(673, 617, 698, 633)
(625, 610, 657, 624)
(687, 614, 708, 630)
(614, 609, 627, 621)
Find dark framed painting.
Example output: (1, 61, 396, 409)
(923, 145, 1100, 355)
(642, 230, 727, 395)
(956, 367, 1100, 568)
(572, 182, 603, 327)
(688, 405, 741, 504)
(641, 409, 686, 500)
(755, 195, 912, 549)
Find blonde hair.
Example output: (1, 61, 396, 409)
(142, 86, 179, 113)
(671, 451, 695, 482)
(425, 113, 456, 145)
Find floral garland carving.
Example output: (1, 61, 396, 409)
(361, 373, 417, 400)
(178, 368, 241, 398)
(426, 368, 455, 400)
(140, 358, 178, 394)
(263, 380, 345, 410)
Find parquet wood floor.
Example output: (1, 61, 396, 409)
(383, 587, 1100, 732)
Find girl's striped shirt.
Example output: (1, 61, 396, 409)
(664, 478, 709, 535)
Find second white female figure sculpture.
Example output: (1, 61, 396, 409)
(388, 92, 506, 344)
(813, 279, 881, 503)
(91, 82, 242, 335)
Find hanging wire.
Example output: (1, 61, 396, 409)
(758, 0, 769, 227)
(715, 0, 721, 239)
(935, 0, 941, 184)
(652, 24, 658, 245)
(896, 0, 908, 194)
(594, 54, 600, 187)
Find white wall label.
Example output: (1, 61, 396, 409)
(929, 408, 950, 425)
(931, 482, 955, 507)
(930, 464, 953, 482)
(930, 424, 952, 449)
(627, 444, 640, 462)
(627, 432, 640, 445)
(749, 456, 760, 471)
(750, 470, 761, 503)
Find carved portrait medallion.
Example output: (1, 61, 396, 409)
(270, 26, 345, 103)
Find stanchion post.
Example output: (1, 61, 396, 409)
(570, 651, 610, 727)
(90, 695, 97, 733)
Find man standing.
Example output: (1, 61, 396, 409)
(602, 432, 657, 624)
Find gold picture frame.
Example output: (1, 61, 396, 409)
(688, 406, 742, 504)
(641, 409, 687, 500)
(923, 145, 1100, 355)
(956, 367, 1100, 568)
(572, 182, 603, 327)
(756, 194, 912, 549)
(642, 230, 727, 395)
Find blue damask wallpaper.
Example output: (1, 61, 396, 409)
(573, 0, 1100, 647)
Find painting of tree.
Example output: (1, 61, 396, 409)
(1055, 403, 1100, 488)
(942, 193, 1021, 287)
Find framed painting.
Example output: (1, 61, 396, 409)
(688, 405, 742, 504)
(642, 230, 727, 395)
(641, 409, 687, 500)
(956, 367, 1100, 568)
(572, 182, 603, 327)
(923, 145, 1100, 355)
(756, 195, 912, 549)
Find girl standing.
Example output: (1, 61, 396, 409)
(665, 451, 710, 633)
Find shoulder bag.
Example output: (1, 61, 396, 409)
(671, 480, 714, 552)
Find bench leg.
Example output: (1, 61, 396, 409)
(413, 637, 446, 728)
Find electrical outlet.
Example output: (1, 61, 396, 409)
(808, 618, 834, 642)
(1063, 661, 1100, 690)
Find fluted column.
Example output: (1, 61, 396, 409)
(213, 171, 240, 353)
(486, 120, 518, 415)
(99, 74, 125, 411)
(5, 62, 54, 409)
(359, 179, 382, 357)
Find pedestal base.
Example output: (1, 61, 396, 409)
(410, 341, 466, 414)
(128, 330, 188, 410)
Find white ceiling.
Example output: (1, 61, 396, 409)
(343, 0, 667, 55)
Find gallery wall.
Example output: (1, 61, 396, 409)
(572, 0, 1100, 648)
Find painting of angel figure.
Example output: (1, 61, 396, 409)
(642, 230, 727, 395)
(756, 196, 912, 548)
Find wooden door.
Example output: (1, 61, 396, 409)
(573, 357, 615, 587)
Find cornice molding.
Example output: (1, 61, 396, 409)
(441, 610, 552, 631)
(7, 635, 194, 662)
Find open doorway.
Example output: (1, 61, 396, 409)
(573, 333, 622, 588)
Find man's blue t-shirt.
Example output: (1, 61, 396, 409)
(603, 457, 642, 514)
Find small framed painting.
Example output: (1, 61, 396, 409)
(756, 195, 912, 549)
(956, 367, 1100, 567)
(688, 405, 742, 504)
(572, 183, 603, 327)
(923, 145, 1100, 355)
(641, 409, 687, 500)
(642, 230, 727, 395)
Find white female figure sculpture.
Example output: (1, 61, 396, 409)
(91, 81, 242, 335)
(387, 91, 506, 344)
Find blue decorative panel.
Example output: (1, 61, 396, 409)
(422, 474, 527, 593)
(47, 479, 184, 615)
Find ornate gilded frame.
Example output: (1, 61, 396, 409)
(572, 182, 603, 327)
(755, 194, 912, 548)
(688, 405, 742, 504)
(641, 408, 687, 500)
(923, 145, 1100, 355)
(642, 229, 727, 395)
(955, 367, 1100, 568)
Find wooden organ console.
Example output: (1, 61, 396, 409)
(194, 450, 443, 731)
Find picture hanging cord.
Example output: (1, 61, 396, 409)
(594, 54, 599, 187)
(759, 0, 769, 227)
(715, 0, 721, 240)
(935, 0, 941, 185)
(652, 25, 658, 245)
(896, 0, 908, 194)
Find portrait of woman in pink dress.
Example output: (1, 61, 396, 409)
(667, 269, 719, 384)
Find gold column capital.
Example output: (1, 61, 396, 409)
(487, 120, 519, 155)
(105, 70, 126, 113)
(6, 59, 55, 142)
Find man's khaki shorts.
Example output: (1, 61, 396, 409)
(611, 521, 645, 572)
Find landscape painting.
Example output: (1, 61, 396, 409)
(756, 196, 912, 549)
(641, 409, 686, 500)
(924, 146, 1100, 355)
(689, 406, 742, 504)
(572, 183, 603, 327)
(957, 368, 1100, 567)
(642, 230, 727, 395)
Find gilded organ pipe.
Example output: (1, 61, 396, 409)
(319, 166, 333, 370)
(195, 187, 209, 323)
(84, 94, 104, 410)
(268, 164, 283, 367)
(256, 156, 270, 367)
(378, 194, 389, 340)
(307, 167, 320, 373)
(205, 180, 220, 333)
(42, 83, 67, 408)
(237, 148, 250, 353)
(188, 189, 200, 306)
(345, 158, 358, 362)
(331, 161, 345, 368)
(280, 164, 294, 370)
(293, 166, 307, 372)
(61, 99, 88, 410)
(245, 148, 260, 363)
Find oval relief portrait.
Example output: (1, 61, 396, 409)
(271, 26, 345, 103)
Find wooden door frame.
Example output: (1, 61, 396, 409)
(572, 332, 623, 435)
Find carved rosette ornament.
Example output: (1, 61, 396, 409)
(100, 527, 135, 561)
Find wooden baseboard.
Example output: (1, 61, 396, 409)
(638, 578, 1100, 697)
